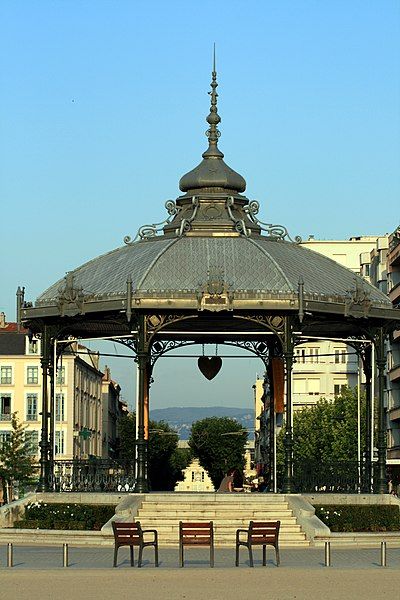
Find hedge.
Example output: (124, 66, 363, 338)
(13, 502, 116, 531)
(314, 504, 400, 532)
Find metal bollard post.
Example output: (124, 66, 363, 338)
(324, 541, 331, 567)
(380, 541, 387, 567)
(63, 543, 69, 568)
(7, 543, 13, 568)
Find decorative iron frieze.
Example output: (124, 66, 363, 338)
(150, 339, 196, 366)
(244, 200, 302, 243)
(124, 200, 179, 245)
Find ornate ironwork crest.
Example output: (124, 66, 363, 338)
(57, 273, 85, 317)
(345, 279, 372, 318)
(197, 266, 233, 312)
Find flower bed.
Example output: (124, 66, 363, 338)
(314, 504, 400, 532)
(13, 502, 116, 530)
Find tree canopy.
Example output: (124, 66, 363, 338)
(0, 412, 37, 503)
(277, 387, 366, 481)
(117, 414, 190, 490)
(189, 416, 248, 488)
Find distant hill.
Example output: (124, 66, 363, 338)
(150, 406, 254, 440)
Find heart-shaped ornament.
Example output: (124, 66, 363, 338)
(198, 356, 222, 380)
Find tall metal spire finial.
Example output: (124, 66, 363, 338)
(203, 44, 224, 158)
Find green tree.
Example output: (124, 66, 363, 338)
(117, 413, 136, 470)
(0, 412, 37, 504)
(276, 388, 366, 482)
(117, 414, 190, 490)
(148, 420, 189, 491)
(189, 416, 248, 489)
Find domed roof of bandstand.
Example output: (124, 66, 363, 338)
(31, 62, 395, 339)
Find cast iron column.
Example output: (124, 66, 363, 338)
(360, 344, 372, 492)
(134, 314, 150, 493)
(37, 326, 52, 492)
(282, 316, 294, 493)
(375, 328, 388, 494)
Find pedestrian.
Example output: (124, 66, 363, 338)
(217, 468, 235, 492)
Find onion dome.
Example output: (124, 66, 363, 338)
(179, 50, 246, 194)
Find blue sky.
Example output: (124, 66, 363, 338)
(1, 1, 399, 409)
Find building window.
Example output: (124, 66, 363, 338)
(0, 430, 11, 449)
(28, 339, 39, 354)
(295, 348, 306, 364)
(0, 395, 11, 420)
(27, 366, 39, 384)
(308, 348, 319, 364)
(56, 366, 65, 385)
(55, 431, 65, 455)
(334, 348, 346, 364)
(308, 379, 320, 395)
(26, 394, 38, 421)
(334, 383, 347, 396)
(191, 471, 195, 482)
(56, 393, 65, 422)
(25, 430, 39, 455)
(0, 366, 12, 385)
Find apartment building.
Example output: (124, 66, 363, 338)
(386, 228, 400, 461)
(0, 314, 121, 461)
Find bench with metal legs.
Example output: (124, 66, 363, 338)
(236, 521, 280, 567)
(112, 521, 159, 568)
(179, 521, 214, 567)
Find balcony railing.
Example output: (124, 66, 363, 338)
(0, 413, 11, 421)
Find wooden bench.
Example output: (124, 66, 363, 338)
(112, 521, 159, 568)
(235, 521, 280, 567)
(179, 521, 214, 567)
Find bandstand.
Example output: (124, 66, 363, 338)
(20, 63, 399, 495)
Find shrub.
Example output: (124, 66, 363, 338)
(14, 502, 116, 530)
(314, 504, 400, 532)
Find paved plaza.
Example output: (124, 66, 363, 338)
(0, 546, 399, 599)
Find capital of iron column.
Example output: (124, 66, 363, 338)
(37, 327, 52, 492)
(375, 328, 388, 494)
(282, 316, 294, 494)
(134, 314, 149, 493)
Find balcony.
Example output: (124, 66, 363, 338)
(387, 446, 400, 460)
(0, 413, 11, 421)
(389, 364, 400, 383)
(388, 281, 400, 304)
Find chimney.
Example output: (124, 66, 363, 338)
(0, 312, 6, 328)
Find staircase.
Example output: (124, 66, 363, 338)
(134, 493, 309, 547)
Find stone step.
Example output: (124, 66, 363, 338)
(143, 496, 288, 503)
(137, 515, 299, 525)
(137, 523, 303, 533)
(140, 501, 289, 508)
(137, 509, 294, 518)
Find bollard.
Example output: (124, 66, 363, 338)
(63, 543, 69, 568)
(380, 541, 387, 567)
(324, 541, 331, 567)
(7, 543, 13, 568)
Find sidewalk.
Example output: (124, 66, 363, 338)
(0, 546, 399, 600)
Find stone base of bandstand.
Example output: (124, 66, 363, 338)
(0, 491, 399, 548)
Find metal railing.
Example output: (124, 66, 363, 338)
(49, 459, 135, 492)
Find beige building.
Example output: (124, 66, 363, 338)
(101, 365, 126, 459)
(293, 235, 386, 406)
(0, 314, 121, 462)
